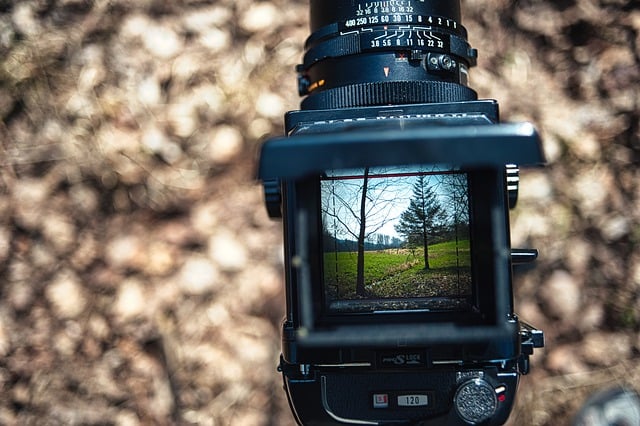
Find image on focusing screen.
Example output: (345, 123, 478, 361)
(321, 166, 472, 314)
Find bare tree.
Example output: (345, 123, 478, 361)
(355, 167, 369, 295)
(321, 167, 403, 296)
(440, 172, 470, 236)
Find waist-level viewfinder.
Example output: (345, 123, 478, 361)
(258, 1, 545, 424)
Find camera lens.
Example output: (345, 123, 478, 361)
(300, 0, 478, 109)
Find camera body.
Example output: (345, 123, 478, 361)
(260, 100, 544, 425)
(258, 1, 544, 424)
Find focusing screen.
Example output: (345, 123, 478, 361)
(321, 166, 472, 314)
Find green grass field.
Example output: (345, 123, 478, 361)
(324, 240, 472, 299)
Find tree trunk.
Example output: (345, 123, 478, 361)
(356, 167, 369, 296)
(422, 223, 430, 270)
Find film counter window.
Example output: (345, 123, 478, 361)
(320, 166, 473, 314)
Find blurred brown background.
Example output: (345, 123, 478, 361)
(0, 0, 639, 425)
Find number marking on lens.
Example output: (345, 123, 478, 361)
(342, 13, 462, 34)
(360, 30, 449, 51)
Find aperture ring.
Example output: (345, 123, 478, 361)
(303, 30, 476, 70)
(301, 81, 477, 110)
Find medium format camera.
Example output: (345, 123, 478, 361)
(258, 1, 545, 424)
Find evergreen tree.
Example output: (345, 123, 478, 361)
(394, 175, 447, 269)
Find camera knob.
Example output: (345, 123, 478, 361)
(454, 378, 498, 425)
(263, 179, 282, 218)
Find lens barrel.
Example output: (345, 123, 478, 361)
(299, 0, 478, 110)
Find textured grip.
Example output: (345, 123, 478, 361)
(301, 81, 477, 110)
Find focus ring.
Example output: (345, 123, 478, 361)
(301, 81, 477, 110)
